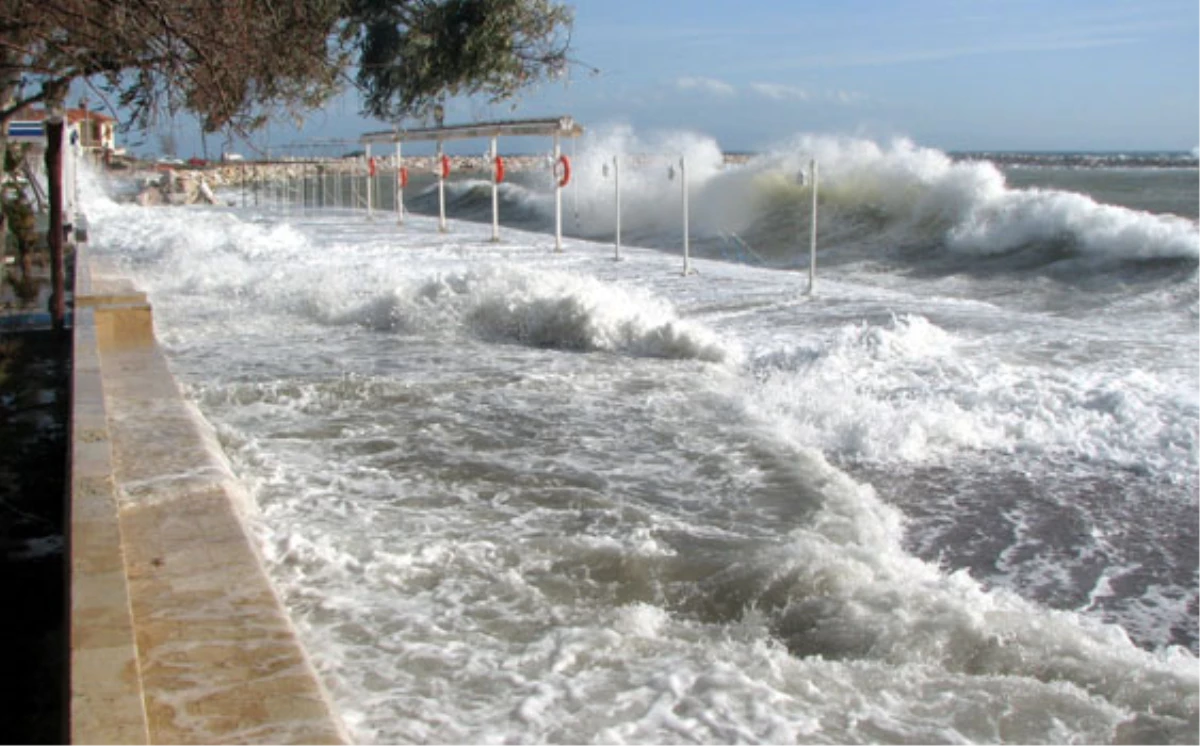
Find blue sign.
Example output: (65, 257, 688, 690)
(6, 121, 45, 143)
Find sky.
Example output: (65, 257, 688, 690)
(137, 0, 1198, 158)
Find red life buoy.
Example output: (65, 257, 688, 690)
(494, 155, 505, 184)
(440, 154, 451, 179)
(554, 154, 571, 188)
(398, 166, 409, 188)
(368, 156, 377, 177)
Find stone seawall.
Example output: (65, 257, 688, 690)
(70, 248, 346, 744)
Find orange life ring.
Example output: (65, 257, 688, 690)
(368, 156, 377, 177)
(494, 155, 505, 184)
(554, 154, 571, 188)
(440, 154, 451, 179)
(398, 166, 409, 188)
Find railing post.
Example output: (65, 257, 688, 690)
(554, 135, 562, 252)
(681, 155, 691, 276)
(490, 136, 500, 242)
(395, 140, 403, 225)
(614, 155, 621, 261)
(365, 144, 373, 219)
(438, 140, 448, 232)
(807, 158, 818, 295)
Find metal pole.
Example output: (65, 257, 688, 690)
(571, 136, 579, 233)
(808, 159, 818, 295)
(490, 136, 500, 242)
(681, 156, 690, 276)
(395, 140, 404, 225)
(365, 145, 373, 219)
(438, 141, 447, 232)
(554, 135, 562, 252)
(614, 155, 621, 261)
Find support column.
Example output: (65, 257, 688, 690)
(614, 155, 622, 261)
(490, 136, 500, 242)
(365, 144, 373, 219)
(554, 135, 562, 252)
(807, 159, 819, 295)
(395, 141, 404, 225)
(681, 156, 691, 276)
(438, 141, 447, 233)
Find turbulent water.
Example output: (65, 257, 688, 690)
(86, 130, 1198, 744)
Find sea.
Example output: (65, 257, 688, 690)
(84, 130, 1199, 744)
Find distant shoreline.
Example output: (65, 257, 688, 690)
(948, 151, 1199, 169)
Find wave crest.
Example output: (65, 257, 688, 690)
(342, 267, 739, 363)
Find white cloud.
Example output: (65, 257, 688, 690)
(675, 76, 736, 97)
(749, 82, 810, 101)
(831, 90, 867, 105)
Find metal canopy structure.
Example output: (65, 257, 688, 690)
(360, 115, 583, 248)
(360, 116, 583, 145)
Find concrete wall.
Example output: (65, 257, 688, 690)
(70, 249, 347, 744)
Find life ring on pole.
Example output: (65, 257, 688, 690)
(368, 156, 377, 177)
(554, 154, 571, 188)
(398, 166, 409, 188)
(494, 155, 505, 184)
(440, 154, 451, 180)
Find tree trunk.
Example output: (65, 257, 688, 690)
(45, 119, 65, 331)
(1, 59, 18, 266)
(1, 131, 9, 266)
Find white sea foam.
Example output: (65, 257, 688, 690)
(744, 312, 1198, 473)
(83, 157, 1198, 745)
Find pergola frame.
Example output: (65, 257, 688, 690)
(360, 116, 583, 247)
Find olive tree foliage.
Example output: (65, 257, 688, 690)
(1, 0, 348, 134)
(1, 0, 574, 137)
(349, 0, 574, 121)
